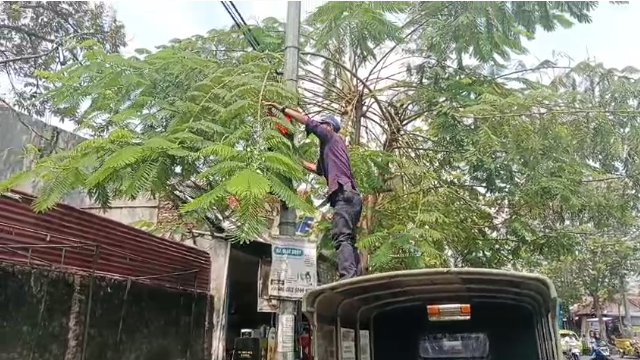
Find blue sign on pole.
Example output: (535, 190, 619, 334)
(296, 216, 315, 235)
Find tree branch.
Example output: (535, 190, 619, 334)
(0, 24, 56, 42)
(0, 31, 96, 66)
(300, 51, 393, 122)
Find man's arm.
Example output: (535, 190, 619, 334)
(264, 102, 333, 142)
(281, 107, 308, 126)
(264, 102, 308, 125)
(302, 160, 322, 175)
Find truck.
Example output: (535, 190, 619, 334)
(302, 268, 561, 360)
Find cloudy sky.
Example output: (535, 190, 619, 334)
(107, 1, 638, 68)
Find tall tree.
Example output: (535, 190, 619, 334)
(543, 235, 640, 334)
(411, 1, 601, 66)
(0, 1, 126, 118)
(0, 23, 316, 242)
(2, 1, 638, 277)
(302, 1, 632, 271)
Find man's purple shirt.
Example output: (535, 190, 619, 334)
(304, 117, 358, 195)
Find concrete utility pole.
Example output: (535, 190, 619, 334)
(277, 3, 301, 360)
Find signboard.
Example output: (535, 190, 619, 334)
(277, 314, 295, 352)
(268, 236, 317, 299)
(257, 259, 279, 312)
(360, 330, 371, 360)
(557, 300, 562, 329)
(340, 328, 356, 360)
(296, 216, 315, 235)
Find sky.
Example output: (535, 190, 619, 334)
(105, 1, 639, 67)
(47, 1, 640, 131)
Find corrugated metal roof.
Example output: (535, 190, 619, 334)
(0, 191, 211, 293)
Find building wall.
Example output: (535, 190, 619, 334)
(0, 111, 227, 359)
(81, 197, 159, 227)
(0, 263, 213, 360)
(0, 109, 159, 225)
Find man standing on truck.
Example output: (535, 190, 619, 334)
(263, 102, 363, 280)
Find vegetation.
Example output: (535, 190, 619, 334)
(0, 1, 125, 118)
(543, 236, 640, 333)
(1, 0, 639, 304)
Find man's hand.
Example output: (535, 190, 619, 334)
(262, 101, 282, 110)
(302, 160, 319, 175)
(263, 101, 308, 126)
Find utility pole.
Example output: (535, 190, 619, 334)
(277, 3, 301, 360)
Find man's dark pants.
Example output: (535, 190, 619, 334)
(329, 184, 363, 280)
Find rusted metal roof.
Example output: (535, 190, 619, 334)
(0, 191, 210, 293)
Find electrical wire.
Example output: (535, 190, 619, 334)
(220, 1, 283, 76)
(229, 1, 263, 51)
(219, 0, 303, 110)
(220, 2, 251, 47)
(229, 2, 251, 29)
(220, 1, 261, 51)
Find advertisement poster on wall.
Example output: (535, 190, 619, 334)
(268, 236, 317, 299)
(360, 330, 371, 360)
(340, 328, 356, 360)
(257, 259, 279, 312)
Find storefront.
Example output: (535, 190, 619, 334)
(224, 239, 337, 360)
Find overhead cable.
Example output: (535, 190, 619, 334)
(220, 1, 261, 51)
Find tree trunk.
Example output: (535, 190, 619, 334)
(354, 93, 363, 145)
(593, 293, 605, 335)
(621, 276, 632, 336)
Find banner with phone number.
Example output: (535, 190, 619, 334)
(268, 236, 317, 299)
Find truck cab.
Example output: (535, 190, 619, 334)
(302, 268, 561, 360)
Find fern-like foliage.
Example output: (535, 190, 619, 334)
(411, 1, 600, 65)
(1, 38, 316, 242)
(4, 1, 638, 286)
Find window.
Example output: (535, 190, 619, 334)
(419, 333, 489, 358)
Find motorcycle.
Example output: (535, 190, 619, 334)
(631, 339, 640, 357)
(591, 340, 612, 360)
(562, 338, 580, 360)
(568, 346, 580, 360)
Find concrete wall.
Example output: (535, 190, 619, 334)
(0, 263, 213, 360)
(81, 197, 159, 227)
(0, 108, 159, 225)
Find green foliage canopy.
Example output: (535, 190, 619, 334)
(0, 1, 126, 117)
(2, 2, 640, 277)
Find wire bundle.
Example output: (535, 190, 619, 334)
(220, 1, 261, 51)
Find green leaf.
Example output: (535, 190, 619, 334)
(226, 169, 270, 198)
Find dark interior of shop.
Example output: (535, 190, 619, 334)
(373, 301, 540, 360)
(226, 246, 275, 353)
(226, 242, 316, 360)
